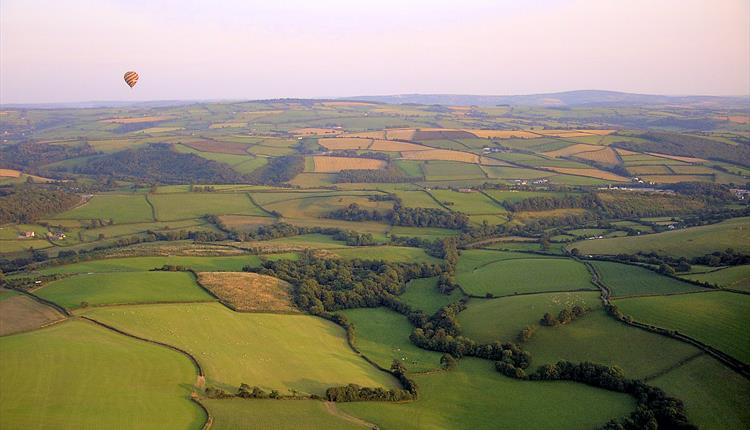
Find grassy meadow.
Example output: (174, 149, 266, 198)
(591, 261, 705, 297)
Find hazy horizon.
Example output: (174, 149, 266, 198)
(2, 0, 749, 104)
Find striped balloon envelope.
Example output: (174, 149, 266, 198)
(123, 71, 139, 88)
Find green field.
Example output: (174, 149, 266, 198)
(456, 257, 594, 297)
(615, 291, 750, 363)
(455, 249, 551, 273)
(422, 161, 485, 180)
(340, 307, 443, 372)
(571, 217, 750, 258)
(399, 277, 462, 315)
(389, 226, 460, 239)
(204, 399, 359, 430)
(683, 265, 750, 291)
(338, 358, 635, 430)
(651, 354, 750, 430)
(459, 292, 600, 344)
(35, 271, 213, 309)
(392, 190, 444, 209)
(83, 303, 397, 395)
(36, 254, 296, 274)
(54, 194, 154, 223)
(428, 190, 506, 214)
(524, 309, 699, 379)
(0, 320, 205, 430)
(149, 193, 269, 221)
(331, 246, 441, 263)
(591, 261, 705, 297)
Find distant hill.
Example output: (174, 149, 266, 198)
(344, 90, 749, 108)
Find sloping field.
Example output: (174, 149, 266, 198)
(317, 137, 373, 150)
(0, 168, 21, 177)
(55, 194, 153, 223)
(543, 143, 602, 157)
(0, 320, 205, 430)
(181, 140, 252, 155)
(459, 291, 600, 344)
(401, 149, 480, 163)
(83, 303, 398, 395)
(399, 277, 462, 315)
(456, 257, 594, 297)
(340, 307, 443, 372)
(197, 272, 296, 312)
(627, 165, 672, 175)
(35, 271, 212, 310)
(205, 399, 360, 430)
(467, 130, 540, 139)
(339, 358, 634, 430)
(312, 156, 387, 173)
(421, 161, 485, 180)
(428, 189, 506, 214)
(392, 190, 444, 209)
(262, 194, 391, 218)
(647, 152, 707, 163)
(543, 167, 629, 181)
(100, 116, 172, 124)
(684, 265, 750, 291)
(0, 294, 65, 336)
(591, 261, 705, 297)
(570, 217, 750, 258)
(574, 147, 620, 165)
(651, 354, 750, 430)
(149, 192, 268, 220)
(615, 291, 750, 363)
(525, 309, 699, 379)
(36, 255, 293, 274)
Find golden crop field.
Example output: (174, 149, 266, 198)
(578, 129, 616, 135)
(369, 140, 432, 152)
(0, 169, 21, 177)
(317, 137, 373, 150)
(647, 152, 707, 163)
(545, 167, 630, 181)
(99, 116, 172, 124)
(575, 147, 620, 165)
(197, 272, 296, 312)
(614, 148, 640, 156)
(383, 128, 417, 140)
(312, 156, 387, 172)
(544, 143, 602, 157)
(534, 129, 612, 137)
(400, 149, 480, 163)
(342, 130, 387, 139)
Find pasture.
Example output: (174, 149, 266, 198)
(312, 156, 387, 172)
(340, 307, 443, 372)
(615, 291, 750, 363)
(0, 320, 205, 430)
(54, 194, 154, 223)
(683, 265, 750, 291)
(399, 277, 462, 315)
(421, 161, 485, 180)
(205, 399, 359, 430)
(339, 358, 635, 430)
(35, 271, 213, 309)
(591, 261, 704, 297)
(83, 303, 398, 395)
(456, 257, 594, 297)
(459, 291, 600, 344)
(524, 309, 699, 379)
(149, 192, 268, 221)
(428, 190, 506, 214)
(651, 354, 750, 429)
(570, 217, 750, 257)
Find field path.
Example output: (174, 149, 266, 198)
(324, 401, 379, 429)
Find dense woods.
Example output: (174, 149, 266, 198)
(335, 164, 417, 183)
(0, 185, 80, 223)
(0, 142, 96, 170)
(77, 144, 245, 184)
(327, 202, 470, 230)
(247, 155, 305, 185)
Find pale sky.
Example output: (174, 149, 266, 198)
(1, 0, 748, 104)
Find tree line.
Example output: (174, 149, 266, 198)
(326, 202, 470, 230)
(0, 184, 81, 223)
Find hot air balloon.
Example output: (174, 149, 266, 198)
(123, 71, 139, 88)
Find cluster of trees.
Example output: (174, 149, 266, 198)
(189, 185, 216, 192)
(540, 305, 588, 327)
(692, 249, 749, 267)
(516, 325, 537, 343)
(247, 155, 304, 185)
(0, 141, 96, 170)
(250, 253, 441, 314)
(610, 248, 749, 275)
(0, 184, 81, 223)
(335, 165, 417, 183)
(332, 230, 376, 246)
(616, 131, 750, 168)
(325, 360, 417, 402)
(326, 150, 391, 161)
(205, 384, 287, 400)
(505, 194, 597, 212)
(670, 182, 735, 202)
(326, 202, 470, 230)
(77, 144, 246, 184)
(529, 361, 693, 430)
